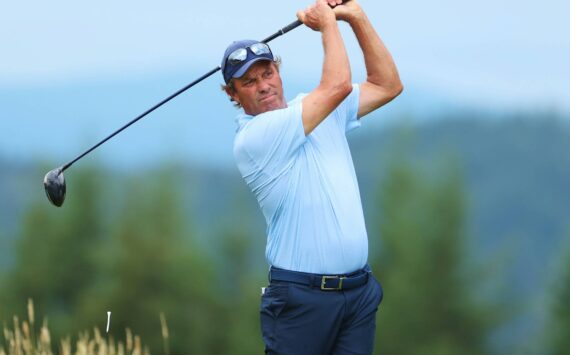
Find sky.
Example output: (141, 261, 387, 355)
(0, 0, 568, 168)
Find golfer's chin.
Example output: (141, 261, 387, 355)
(256, 96, 285, 114)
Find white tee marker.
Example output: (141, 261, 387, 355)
(106, 311, 111, 333)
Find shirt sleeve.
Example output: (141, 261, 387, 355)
(236, 101, 306, 176)
(334, 84, 361, 133)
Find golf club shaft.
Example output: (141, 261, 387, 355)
(61, 20, 302, 172)
(61, 66, 219, 171)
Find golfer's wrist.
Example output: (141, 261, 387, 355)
(346, 10, 366, 27)
(320, 17, 338, 31)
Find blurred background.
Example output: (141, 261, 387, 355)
(1, 0, 569, 353)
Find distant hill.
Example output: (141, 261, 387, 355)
(356, 113, 570, 289)
(3, 111, 569, 256)
(348, 112, 570, 352)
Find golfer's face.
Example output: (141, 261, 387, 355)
(231, 61, 286, 116)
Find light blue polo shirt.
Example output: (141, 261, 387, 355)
(233, 84, 368, 274)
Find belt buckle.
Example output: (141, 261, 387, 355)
(321, 275, 345, 290)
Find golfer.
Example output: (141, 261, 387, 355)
(221, 0, 402, 353)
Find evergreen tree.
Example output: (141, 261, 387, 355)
(76, 168, 226, 354)
(216, 226, 266, 354)
(2, 167, 104, 339)
(371, 156, 491, 355)
(549, 245, 570, 355)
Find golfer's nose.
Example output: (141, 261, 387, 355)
(257, 80, 270, 94)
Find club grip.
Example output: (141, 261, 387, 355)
(262, 0, 352, 43)
(282, 20, 303, 34)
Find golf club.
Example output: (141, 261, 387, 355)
(44, 1, 349, 207)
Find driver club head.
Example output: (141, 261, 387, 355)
(43, 167, 66, 207)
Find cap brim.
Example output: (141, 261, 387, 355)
(232, 57, 272, 80)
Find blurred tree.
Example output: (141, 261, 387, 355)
(1, 167, 104, 339)
(195, 181, 267, 354)
(371, 154, 492, 355)
(75, 168, 228, 354)
(548, 244, 570, 355)
(215, 226, 266, 354)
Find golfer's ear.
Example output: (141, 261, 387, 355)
(224, 86, 232, 97)
(224, 85, 238, 103)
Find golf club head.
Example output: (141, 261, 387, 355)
(43, 167, 66, 207)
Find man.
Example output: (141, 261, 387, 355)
(221, 0, 402, 353)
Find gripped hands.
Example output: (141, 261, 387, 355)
(330, 0, 364, 23)
(296, 0, 337, 32)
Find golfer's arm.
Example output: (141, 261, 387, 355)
(350, 12, 403, 118)
(302, 21, 352, 136)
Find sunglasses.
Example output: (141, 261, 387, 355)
(227, 43, 273, 66)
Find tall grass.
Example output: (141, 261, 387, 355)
(0, 299, 166, 355)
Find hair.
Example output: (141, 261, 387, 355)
(221, 57, 282, 109)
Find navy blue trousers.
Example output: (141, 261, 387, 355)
(260, 269, 383, 354)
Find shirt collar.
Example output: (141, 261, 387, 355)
(235, 111, 253, 132)
(233, 94, 303, 132)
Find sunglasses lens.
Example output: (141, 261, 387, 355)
(228, 48, 247, 65)
(226, 43, 271, 68)
(250, 43, 271, 55)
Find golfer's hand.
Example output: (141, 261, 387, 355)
(297, 0, 336, 32)
(331, 0, 364, 23)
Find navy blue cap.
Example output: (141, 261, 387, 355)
(221, 39, 274, 84)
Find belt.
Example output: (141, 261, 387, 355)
(269, 264, 371, 291)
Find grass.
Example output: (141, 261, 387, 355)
(1, 299, 169, 355)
